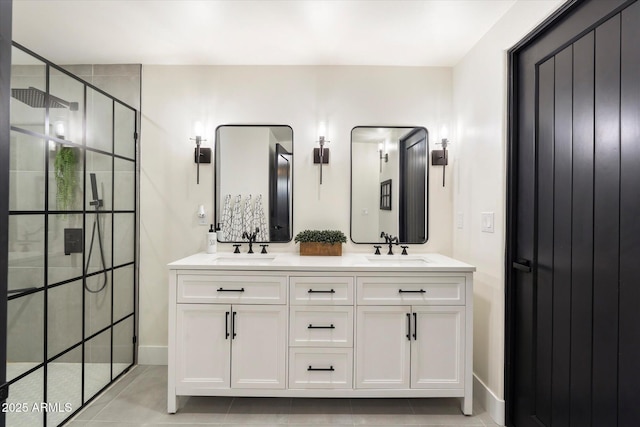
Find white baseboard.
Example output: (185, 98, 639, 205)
(138, 345, 168, 365)
(473, 374, 505, 426)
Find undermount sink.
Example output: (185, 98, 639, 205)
(363, 255, 430, 265)
(211, 254, 277, 266)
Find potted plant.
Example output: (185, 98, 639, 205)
(54, 146, 78, 211)
(294, 229, 347, 256)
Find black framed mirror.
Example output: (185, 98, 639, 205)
(350, 126, 428, 244)
(215, 125, 293, 243)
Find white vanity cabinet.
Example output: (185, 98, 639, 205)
(168, 253, 474, 415)
(355, 275, 466, 391)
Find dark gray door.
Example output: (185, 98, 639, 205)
(508, 0, 640, 426)
(399, 128, 427, 242)
(269, 143, 291, 242)
(0, 0, 12, 419)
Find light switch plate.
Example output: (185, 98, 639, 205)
(481, 212, 494, 233)
(456, 212, 464, 229)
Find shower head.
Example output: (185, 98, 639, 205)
(11, 87, 79, 111)
(89, 173, 103, 208)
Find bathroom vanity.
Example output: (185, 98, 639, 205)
(167, 252, 474, 414)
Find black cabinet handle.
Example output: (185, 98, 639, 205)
(307, 289, 336, 294)
(307, 366, 335, 372)
(398, 289, 426, 294)
(406, 313, 411, 341)
(413, 312, 417, 340)
(225, 311, 230, 339)
(217, 287, 245, 292)
(513, 258, 532, 273)
(232, 311, 237, 339)
(308, 324, 335, 329)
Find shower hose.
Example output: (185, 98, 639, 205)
(84, 206, 108, 293)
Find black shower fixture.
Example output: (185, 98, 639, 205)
(11, 86, 79, 111)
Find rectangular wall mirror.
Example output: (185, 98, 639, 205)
(351, 126, 428, 244)
(215, 125, 293, 243)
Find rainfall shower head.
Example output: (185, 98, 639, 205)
(11, 87, 78, 111)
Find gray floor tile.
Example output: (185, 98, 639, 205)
(350, 398, 414, 414)
(70, 366, 500, 427)
(74, 365, 148, 421)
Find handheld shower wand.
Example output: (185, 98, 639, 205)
(85, 173, 107, 293)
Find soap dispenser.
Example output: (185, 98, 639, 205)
(207, 224, 217, 254)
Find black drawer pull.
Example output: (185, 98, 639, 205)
(225, 311, 230, 339)
(398, 289, 426, 294)
(307, 366, 335, 372)
(307, 289, 336, 294)
(308, 324, 335, 329)
(217, 287, 245, 292)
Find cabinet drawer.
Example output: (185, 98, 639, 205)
(177, 274, 287, 304)
(290, 276, 354, 305)
(356, 276, 465, 305)
(289, 348, 353, 389)
(290, 306, 353, 347)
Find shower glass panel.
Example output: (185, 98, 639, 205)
(84, 330, 111, 401)
(46, 348, 82, 426)
(4, 43, 138, 426)
(47, 280, 82, 358)
(5, 367, 44, 427)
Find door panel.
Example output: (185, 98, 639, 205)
(592, 15, 621, 427)
(399, 129, 427, 242)
(569, 30, 594, 427)
(411, 306, 464, 389)
(619, 3, 640, 424)
(176, 304, 230, 390)
(356, 306, 410, 389)
(231, 305, 287, 389)
(508, 1, 640, 426)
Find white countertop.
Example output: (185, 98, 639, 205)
(168, 252, 475, 273)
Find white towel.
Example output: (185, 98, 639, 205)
(220, 194, 232, 241)
(243, 194, 253, 240)
(254, 194, 268, 241)
(230, 194, 243, 241)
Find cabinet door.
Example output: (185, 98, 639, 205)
(411, 306, 465, 389)
(356, 306, 411, 389)
(231, 305, 287, 389)
(176, 304, 231, 390)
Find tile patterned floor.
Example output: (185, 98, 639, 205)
(67, 365, 501, 427)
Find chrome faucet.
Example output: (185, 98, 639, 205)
(242, 227, 260, 254)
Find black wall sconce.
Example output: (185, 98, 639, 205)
(378, 142, 388, 173)
(313, 135, 330, 184)
(191, 122, 211, 185)
(431, 135, 449, 187)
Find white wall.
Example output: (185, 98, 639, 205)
(139, 65, 453, 363)
(451, 0, 563, 422)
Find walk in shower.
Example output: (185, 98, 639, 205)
(3, 44, 137, 426)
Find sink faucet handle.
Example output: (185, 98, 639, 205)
(233, 244, 241, 254)
(401, 246, 409, 255)
(260, 244, 269, 254)
(373, 245, 382, 255)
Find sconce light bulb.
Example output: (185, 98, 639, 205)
(378, 142, 383, 152)
(440, 125, 449, 141)
(193, 121, 204, 138)
(318, 121, 326, 140)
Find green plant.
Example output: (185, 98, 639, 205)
(54, 146, 78, 211)
(294, 229, 347, 245)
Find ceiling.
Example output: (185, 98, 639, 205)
(12, 0, 520, 67)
